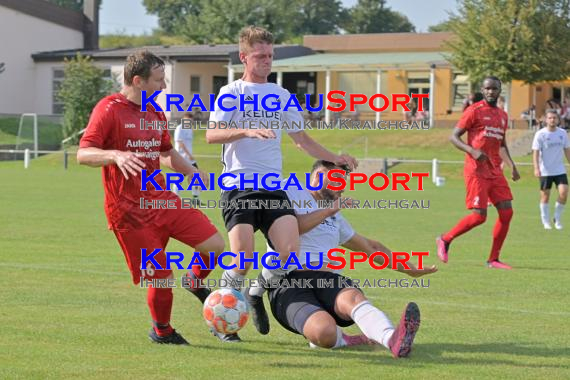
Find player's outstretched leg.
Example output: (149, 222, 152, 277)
(437, 210, 487, 263)
(387, 302, 421, 358)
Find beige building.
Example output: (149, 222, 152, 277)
(0, 0, 98, 115)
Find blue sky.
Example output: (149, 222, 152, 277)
(99, 0, 458, 35)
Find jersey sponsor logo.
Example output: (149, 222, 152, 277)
(124, 123, 136, 129)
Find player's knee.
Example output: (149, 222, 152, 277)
(308, 322, 337, 349)
(472, 212, 487, 225)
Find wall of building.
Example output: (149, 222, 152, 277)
(0, 6, 83, 115)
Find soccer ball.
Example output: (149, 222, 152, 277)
(203, 289, 249, 334)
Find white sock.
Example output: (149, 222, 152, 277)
(540, 202, 550, 225)
(192, 187, 200, 198)
(221, 270, 245, 290)
(554, 202, 565, 222)
(351, 300, 394, 349)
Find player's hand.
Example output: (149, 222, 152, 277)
(195, 169, 210, 188)
(512, 166, 521, 181)
(332, 197, 353, 211)
(403, 264, 438, 278)
(470, 149, 488, 162)
(533, 168, 541, 178)
(246, 129, 276, 139)
(114, 151, 146, 180)
(334, 154, 358, 171)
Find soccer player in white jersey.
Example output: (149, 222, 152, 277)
(532, 109, 570, 230)
(206, 26, 357, 342)
(265, 160, 437, 357)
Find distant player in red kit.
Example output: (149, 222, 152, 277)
(77, 51, 225, 344)
(436, 76, 520, 269)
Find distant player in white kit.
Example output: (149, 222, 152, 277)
(173, 112, 201, 203)
(206, 25, 357, 342)
(532, 109, 570, 230)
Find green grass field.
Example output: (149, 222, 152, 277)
(0, 128, 568, 379)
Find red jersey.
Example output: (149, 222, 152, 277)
(457, 100, 508, 179)
(80, 93, 177, 230)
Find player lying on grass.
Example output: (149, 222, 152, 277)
(265, 160, 437, 357)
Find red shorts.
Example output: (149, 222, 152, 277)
(465, 175, 513, 209)
(113, 203, 218, 284)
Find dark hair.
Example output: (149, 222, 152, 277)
(311, 160, 350, 174)
(482, 75, 502, 86)
(124, 50, 164, 86)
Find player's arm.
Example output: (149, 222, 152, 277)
(565, 147, 570, 164)
(532, 149, 541, 177)
(501, 137, 520, 181)
(160, 148, 199, 176)
(176, 140, 195, 161)
(341, 234, 437, 278)
(288, 131, 358, 170)
(77, 147, 146, 180)
(449, 127, 488, 161)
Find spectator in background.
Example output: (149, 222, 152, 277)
(173, 112, 202, 204)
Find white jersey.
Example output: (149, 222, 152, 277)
(265, 184, 356, 273)
(532, 127, 569, 176)
(174, 123, 194, 161)
(209, 79, 304, 188)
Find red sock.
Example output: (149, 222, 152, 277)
(443, 212, 487, 242)
(187, 252, 216, 289)
(488, 208, 513, 262)
(147, 286, 173, 336)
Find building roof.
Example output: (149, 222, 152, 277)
(0, 0, 84, 31)
(232, 51, 451, 72)
(303, 32, 454, 53)
(32, 44, 314, 63)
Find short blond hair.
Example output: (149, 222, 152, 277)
(239, 26, 274, 53)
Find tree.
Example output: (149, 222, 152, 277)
(143, 0, 201, 35)
(57, 54, 114, 144)
(99, 32, 186, 49)
(446, 0, 570, 85)
(293, 0, 346, 35)
(342, 0, 415, 34)
(428, 20, 453, 32)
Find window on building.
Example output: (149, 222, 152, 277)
(190, 75, 201, 93)
(337, 71, 387, 112)
(452, 73, 470, 111)
(407, 72, 430, 111)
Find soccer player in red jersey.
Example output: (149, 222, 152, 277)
(436, 76, 520, 269)
(77, 51, 225, 345)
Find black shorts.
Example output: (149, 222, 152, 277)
(220, 189, 296, 236)
(268, 271, 362, 335)
(539, 174, 568, 190)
